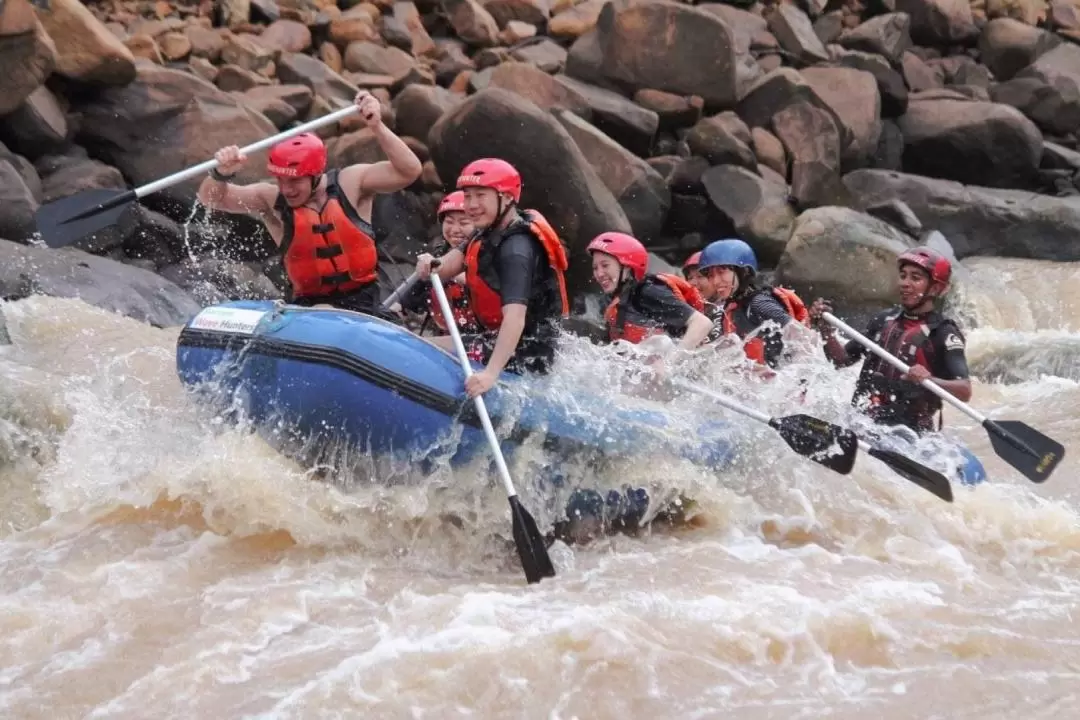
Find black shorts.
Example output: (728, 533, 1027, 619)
(463, 329, 556, 376)
(291, 283, 402, 324)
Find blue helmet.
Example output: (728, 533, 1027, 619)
(697, 239, 758, 274)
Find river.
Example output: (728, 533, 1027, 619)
(1, 256, 1077, 719)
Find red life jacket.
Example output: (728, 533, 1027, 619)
(721, 286, 809, 364)
(463, 210, 570, 331)
(858, 310, 949, 432)
(276, 170, 378, 299)
(604, 273, 705, 344)
(428, 279, 475, 333)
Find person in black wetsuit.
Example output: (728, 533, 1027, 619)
(414, 158, 571, 398)
(809, 245, 973, 434)
(696, 238, 807, 369)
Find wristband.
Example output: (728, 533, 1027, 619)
(209, 167, 235, 182)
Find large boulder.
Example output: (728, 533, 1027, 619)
(428, 88, 632, 296)
(0, 150, 38, 242)
(0, 238, 201, 327)
(843, 169, 1080, 261)
(774, 206, 916, 317)
(897, 98, 1043, 189)
(701, 164, 795, 267)
(35, 0, 137, 86)
(0, 0, 57, 115)
(1009, 43, 1080, 137)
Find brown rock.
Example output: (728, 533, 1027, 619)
(220, 0, 251, 29)
(158, 31, 192, 61)
(771, 101, 845, 208)
(900, 49, 942, 91)
(216, 63, 272, 92)
(38, 0, 137, 85)
(701, 164, 795, 265)
(0, 86, 68, 160)
(185, 26, 227, 62)
(549, 0, 605, 39)
(1050, 0, 1080, 40)
(244, 83, 315, 114)
(125, 34, 163, 63)
(345, 71, 396, 89)
(633, 88, 703, 131)
(735, 67, 853, 152)
(510, 37, 567, 73)
(501, 20, 537, 44)
(555, 75, 658, 156)
(343, 40, 415, 78)
(894, 0, 978, 46)
(483, 0, 551, 28)
(767, 3, 829, 64)
(220, 33, 275, 73)
(487, 61, 592, 115)
(434, 38, 475, 84)
(392, 84, 465, 143)
(986, 0, 1049, 25)
(394, 1, 436, 57)
(328, 7, 379, 46)
(799, 66, 882, 169)
(189, 56, 218, 82)
(236, 90, 297, 127)
(319, 41, 343, 73)
(593, 0, 738, 108)
(978, 17, 1061, 82)
(277, 50, 359, 106)
(443, 0, 501, 47)
(828, 46, 909, 118)
(258, 19, 312, 53)
(836, 12, 912, 65)
(750, 126, 787, 178)
(0, 0, 57, 116)
(685, 111, 756, 168)
(34, 148, 126, 205)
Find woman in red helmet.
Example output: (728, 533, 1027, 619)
(195, 90, 423, 314)
(394, 191, 477, 334)
(588, 232, 713, 350)
(809, 243, 973, 434)
(415, 158, 570, 397)
(681, 251, 711, 300)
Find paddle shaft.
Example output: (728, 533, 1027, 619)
(430, 274, 519, 501)
(672, 378, 770, 426)
(135, 105, 360, 199)
(380, 271, 419, 310)
(822, 312, 988, 424)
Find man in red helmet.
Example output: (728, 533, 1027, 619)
(195, 90, 423, 313)
(415, 158, 570, 397)
(809, 244, 973, 434)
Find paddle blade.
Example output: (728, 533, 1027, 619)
(34, 188, 138, 248)
(509, 495, 555, 584)
(769, 414, 858, 475)
(866, 447, 954, 502)
(984, 419, 1065, 484)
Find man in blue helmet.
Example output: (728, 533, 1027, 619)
(696, 239, 809, 368)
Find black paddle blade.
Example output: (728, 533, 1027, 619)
(866, 447, 954, 502)
(34, 188, 138, 248)
(509, 495, 555, 584)
(768, 414, 858, 475)
(984, 419, 1065, 484)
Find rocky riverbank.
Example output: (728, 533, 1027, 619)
(3, 0, 1080, 324)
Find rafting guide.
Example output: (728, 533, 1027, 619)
(195, 90, 423, 316)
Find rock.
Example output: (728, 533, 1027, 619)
(429, 88, 632, 293)
(158, 31, 192, 62)
(990, 77, 1079, 137)
(185, 26, 227, 62)
(487, 61, 592, 115)
(662, 155, 710, 192)
(216, 64, 272, 92)
(556, 109, 670, 243)
(74, 64, 278, 256)
(220, 33, 275, 74)
(897, 98, 1044, 189)
(242, 83, 314, 116)
(371, 190, 440, 265)
(0, 86, 69, 160)
(257, 19, 312, 53)
(554, 75, 659, 156)
(343, 40, 415, 78)
(684, 112, 756, 169)
(836, 12, 912, 65)
(549, 0, 605, 39)
(813, 10, 845, 45)
(735, 68, 854, 152)
(799, 65, 882, 169)
(633, 88, 703, 132)
(901, 49, 942, 92)
(592, 0, 738, 108)
(928, 55, 991, 88)
(220, 0, 251, 29)
(775, 206, 917, 317)
(36, 0, 137, 86)
(125, 34, 163, 64)
(978, 18, 1061, 82)
(771, 100, 845, 208)
(1011, 43, 1080, 136)
(0, 0, 57, 115)
(751, 126, 787, 177)
(510, 37, 567, 73)
(0, 157, 37, 242)
(277, 50, 359, 107)
(1042, 140, 1080, 171)
(34, 147, 125, 204)
(700, 164, 795, 265)
(864, 198, 924, 236)
(442, 0, 500, 47)
(159, 257, 283, 306)
(433, 38, 476, 83)
(0, 238, 201, 327)
(484, 0, 551, 27)
(894, 0, 978, 46)
(328, 7, 380, 46)
(767, 3, 829, 65)
(319, 41, 344, 74)
(843, 168, 1080, 260)
(828, 46, 909, 118)
(393, 1, 436, 57)
(393, 84, 464, 142)
(986, 0, 1049, 26)
(238, 90, 298, 127)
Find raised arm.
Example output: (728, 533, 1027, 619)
(337, 92, 423, 197)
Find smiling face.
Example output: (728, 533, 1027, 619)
(898, 262, 935, 309)
(462, 187, 502, 230)
(685, 267, 712, 299)
(592, 252, 623, 294)
(704, 265, 739, 302)
(276, 176, 316, 208)
(440, 212, 473, 249)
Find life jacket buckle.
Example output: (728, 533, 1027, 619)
(315, 245, 344, 259)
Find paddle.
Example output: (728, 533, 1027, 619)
(429, 272, 555, 584)
(672, 378, 858, 475)
(823, 312, 1064, 484)
(674, 378, 954, 501)
(380, 271, 420, 310)
(34, 104, 361, 249)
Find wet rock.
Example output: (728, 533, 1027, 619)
(701, 164, 796, 266)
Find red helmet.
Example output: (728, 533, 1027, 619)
(588, 232, 648, 281)
(267, 133, 326, 178)
(456, 158, 522, 202)
(898, 246, 951, 284)
(683, 251, 702, 274)
(437, 190, 466, 220)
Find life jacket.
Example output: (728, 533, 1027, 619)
(463, 210, 570, 331)
(428, 279, 475, 333)
(856, 310, 949, 432)
(720, 286, 809, 365)
(276, 170, 378, 299)
(604, 273, 705, 344)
